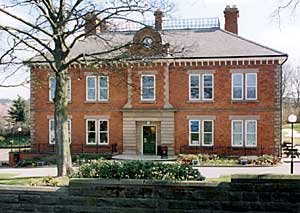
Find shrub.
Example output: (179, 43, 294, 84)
(16, 157, 40, 167)
(74, 160, 205, 181)
(72, 153, 112, 165)
(177, 154, 199, 165)
(239, 155, 280, 166)
(16, 155, 56, 167)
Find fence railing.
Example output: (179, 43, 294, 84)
(10, 143, 118, 155)
(180, 145, 280, 157)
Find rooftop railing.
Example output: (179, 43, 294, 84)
(107, 17, 220, 32)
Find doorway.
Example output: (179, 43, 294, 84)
(142, 125, 156, 155)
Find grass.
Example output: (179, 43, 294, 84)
(206, 175, 231, 183)
(282, 123, 300, 144)
(0, 175, 69, 186)
(283, 123, 300, 132)
(0, 135, 30, 147)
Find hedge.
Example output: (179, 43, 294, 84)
(74, 160, 205, 181)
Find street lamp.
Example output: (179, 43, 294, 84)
(288, 114, 297, 174)
(17, 127, 22, 153)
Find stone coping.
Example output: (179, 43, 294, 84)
(69, 178, 226, 188)
(0, 184, 66, 193)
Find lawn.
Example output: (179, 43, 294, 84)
(282, 123, 300, 144)
(282, 123, 300, 132)
(0, 175, 230, 186)
(206, 175, 231, 183)
(0, 135, 30, 147)
(0, 174, 69, 186)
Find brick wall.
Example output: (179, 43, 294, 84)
(31, 62, 280, 156)
(0, 175, 300, 212)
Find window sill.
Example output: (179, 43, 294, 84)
(139, 100, 157, 104)
(187, 100, 214, 103)
(188, 145, 214, 148)
(84, 101, 110, 104)
(85, 144, 110, 146)
(231, 100, 258, 103)
(231, 146, 257, 149)
(48, 101, 72, 104)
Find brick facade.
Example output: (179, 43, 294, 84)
(29, 60, 282, 156)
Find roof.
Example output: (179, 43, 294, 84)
(29, 27, 287, 63)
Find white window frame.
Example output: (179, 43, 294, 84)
(86, 119, 97, 144)
(231, 120, 244, 147)
(141, 74, 156, 101)
(49, 119, 55, 145)
(245, 73, 257, 100)
(49, 77, 56, 102)
(202, 74, 214, 101)
(245, 120, 257, 147)
(49, 118, 71, 144)
(98, 76, 109, 101)
(231, 120, 257, 147)
(86, 76, 97, 101)
(49, 77, 71, 102)
(189, 120, 201, 146)
(98, 120, 109, 145)
(202, 120, 214, 146)
(189, 74, 201, 101)
(232, 73, 244, 100)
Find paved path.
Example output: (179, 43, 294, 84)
(0, 166, 57, 177)
(199, 163, 299, 178)
(0, 163, 300, 178)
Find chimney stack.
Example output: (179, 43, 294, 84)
(224, 5, 239, 34)
(154, 10, 164, 30)
(84, 12, 101, 36)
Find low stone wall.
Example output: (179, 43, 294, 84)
(1, 175, 300, 212)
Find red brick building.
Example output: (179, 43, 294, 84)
(29, 5, 287, 157)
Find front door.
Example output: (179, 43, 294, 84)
(142, 126, 156, 155)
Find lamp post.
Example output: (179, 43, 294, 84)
(17, 127, 22, 153)
(288, 114, 297, 174)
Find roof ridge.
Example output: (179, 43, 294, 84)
(218, 29, 288, 56)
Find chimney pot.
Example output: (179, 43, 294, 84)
(84, 12, 101, 36)
(154, 10, 164, 30)
(224, 5, 239, 34)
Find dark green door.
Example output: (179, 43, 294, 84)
(143, 126, 156, 155)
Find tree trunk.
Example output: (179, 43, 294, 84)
(54, 70, 73, 176)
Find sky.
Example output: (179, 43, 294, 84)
(1, 0, 300, 99)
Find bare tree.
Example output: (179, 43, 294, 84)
(273, 0, 300, 27)
(282, 62, 294, 99)
(0, 0, 173, 176)
(290, 67, 300, 115)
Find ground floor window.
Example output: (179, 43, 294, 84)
(232, 120, 257, 147)
(189, 120, 214, 146)
(86, 119, 109, 145)
(49, 119, 71, 144)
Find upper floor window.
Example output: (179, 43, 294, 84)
(246, 73, 257, 100)
(86, 75, 109, 102)
(49, 118, 71, 144)
(99, 76, 109, 101)
(49, 77, 71, 102)
(232, 73, 257, 100)
(231, 120, 257, 147)
(189, 120, 214, 146)
(141, 75, 155, 101)
(86, 119, 109, 145)
(189, 74, 214, 101)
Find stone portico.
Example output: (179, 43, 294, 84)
(122, 110, 175, 156)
